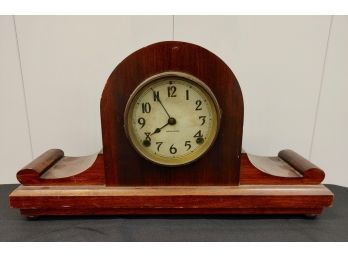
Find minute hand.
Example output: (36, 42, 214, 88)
(150, 88, 171, 118)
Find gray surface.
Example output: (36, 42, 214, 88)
(1, 184, 347, 241)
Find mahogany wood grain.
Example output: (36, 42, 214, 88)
(101, 41, 244, 186)
(16, 149, 64, 181)
(16, 150, 324, 186)
(16, 151, 105, 186)
(240, 153, 325, 185)
(20, 208, 325, 217)
(9, 41, 334, 217)
(10, 184, 333, 217)
(26, 149, 63, 171)
(279, 149, 325, 179)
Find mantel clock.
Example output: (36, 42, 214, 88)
(9, 41, 333, 217)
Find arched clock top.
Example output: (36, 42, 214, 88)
(100, 41, 244, 186)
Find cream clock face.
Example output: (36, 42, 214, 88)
(124, 72, 221, 166)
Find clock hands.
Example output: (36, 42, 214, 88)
(151, 122, 168, 135)
(143, 88, 178, 147)
(150, 88, 172, 119)
(147, 88, 177, 138)
(144, 116, 176, 146)
(151, 117, 177, 136)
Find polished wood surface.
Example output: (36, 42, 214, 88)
(16, 151, 105, 186)
(240, 151, 325, 185)
(101, 41, 244, 186)
(19, 208, 326, 216)
(16, 150, 325, 186)
(16, 149, 63, 181)
(11, 185, 333, 196)
(9, 41, 334, 217)
(10, 184, 333, 217)
(279, 149, 325, 178)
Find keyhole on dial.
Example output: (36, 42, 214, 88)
(196, 137, 204, 145)
(143, 140, 151, 147)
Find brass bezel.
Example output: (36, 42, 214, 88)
(124, 71, 221, 166)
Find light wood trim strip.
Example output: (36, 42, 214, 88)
(10, 185, 333, 197)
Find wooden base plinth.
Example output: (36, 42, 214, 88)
(9, 185, 333, 217)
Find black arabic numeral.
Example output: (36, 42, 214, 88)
(194, 130, 203, 138)
(142, 102, 151, 113)
(156, 142, 163, 152)
(195, 100, 202, 110)
(167, 86, 177, 97)
(138, 117, 146, 128)
(144, 132, 151, 141)
(153, 90, 160, 102)
(185, 141, 191, 151)
(199, 116, 206, 125)
(169, 144, 177, 154)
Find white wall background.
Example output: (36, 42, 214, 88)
(1, 15, 347, 186)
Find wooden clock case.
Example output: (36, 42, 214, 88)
(9, 41, 333, 217)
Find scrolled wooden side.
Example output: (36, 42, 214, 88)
(240, 150, 326, 185)
(278, 149, 325, 182)
(17, 149, 64, 185)
(16, 149, 105, 186)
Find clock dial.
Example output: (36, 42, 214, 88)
(124, 72, 221, 166)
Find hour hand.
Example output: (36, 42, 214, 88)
(152, 127, 162, 135)
(151, 118, 176, 135)
(151, 122, 169, 135)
